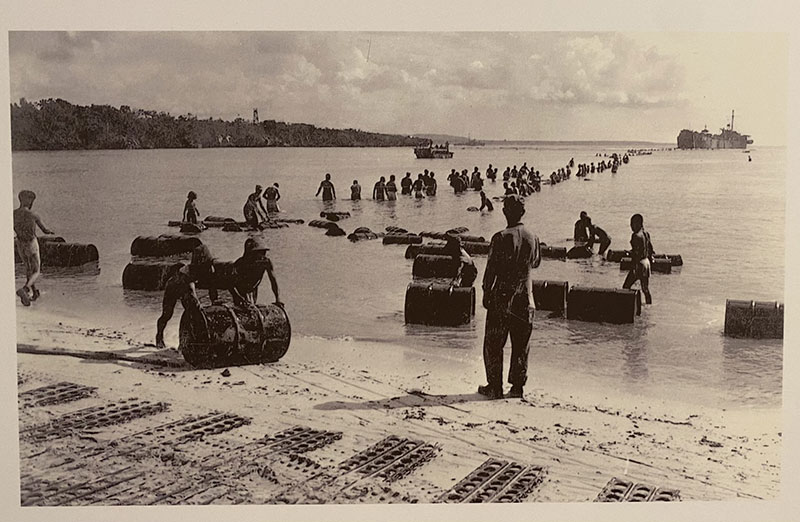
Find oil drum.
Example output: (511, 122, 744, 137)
(179, 303, 291, 368)
(404, 282, 475, 326)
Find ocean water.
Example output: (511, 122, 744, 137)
(11, 144, 784, 409)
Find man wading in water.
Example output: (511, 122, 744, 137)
(622, 213, 654, 304)
(13, 190, 54, 306)
(479, 195, 541, 400)
(315, 173, 336, 201)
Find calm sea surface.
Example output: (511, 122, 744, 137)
(12, 144, 784, 409)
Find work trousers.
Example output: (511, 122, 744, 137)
(482, 308, 533, 389)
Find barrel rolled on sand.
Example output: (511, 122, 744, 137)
(533, 280, 568, 314)
(566, 286, 641, 324)
(412, 254, 459, 279)
(130, 235, 203, 257)
(724, 299, 783, 339)
(179, 303, 291, 368)
(404, 282, 475, 326)
(122, 260, 184, 291)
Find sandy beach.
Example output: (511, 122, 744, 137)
(14, 312, 781, 506)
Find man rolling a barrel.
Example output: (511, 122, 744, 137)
(155, 244, 215, 348)
(13, 190, 54, 306)
(230, 237, 282, 308)
(479, 195, 541, 400)
(622, 213, 654, 305)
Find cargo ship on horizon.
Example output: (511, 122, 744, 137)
(677, 110, 753, 149)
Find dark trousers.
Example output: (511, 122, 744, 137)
(482, 308, 533, 389)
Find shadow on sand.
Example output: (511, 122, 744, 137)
(314, 391, 487, 412)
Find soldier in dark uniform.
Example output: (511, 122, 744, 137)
(479, 195, 541, 400)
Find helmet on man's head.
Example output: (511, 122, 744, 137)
(244, 237, 269, 254)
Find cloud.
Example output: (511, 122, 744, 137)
(8, 31, 785, 142)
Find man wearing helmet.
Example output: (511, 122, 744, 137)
(231, 237, 282, 308)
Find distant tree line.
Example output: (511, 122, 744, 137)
(10, 98, 428, 151)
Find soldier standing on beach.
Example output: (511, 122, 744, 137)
(13, 190, 54, 306)
(622, 213, 654, 304)
(479, 195, 541, 400)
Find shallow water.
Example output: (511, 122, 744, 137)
(12, 144, 784, 409)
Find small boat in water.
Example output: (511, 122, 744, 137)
(414, 140, 453, 159)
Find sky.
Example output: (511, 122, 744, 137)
(8, 31, 789, 145)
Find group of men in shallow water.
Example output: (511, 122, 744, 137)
(15, 148, 654, 400)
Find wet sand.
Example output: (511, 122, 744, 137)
(13, 312, 781, 506)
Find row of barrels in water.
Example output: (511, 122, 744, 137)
(13, 236, 99, 267)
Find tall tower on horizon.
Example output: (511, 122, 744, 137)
(253, 109, 259, 124)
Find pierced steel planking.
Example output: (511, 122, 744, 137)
(436, 458, 547, 503)
(595, 477, 681, 502)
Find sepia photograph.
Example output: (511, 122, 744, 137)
(1, 2, 797, 520)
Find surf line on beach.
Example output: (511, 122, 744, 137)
(17, 343, 186, 368)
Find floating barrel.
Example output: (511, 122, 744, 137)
(122, 260, 183, 290)
(320, 211, 350, 221)
(456, 234, 486, 243)
(36, 242, 100, 267)
(179, 303, 291, 368)
(567, 245, 593, 259)
(404, 282, 475, 326)
(541, 246, 567, 260)
(404, 242, 446, 259)
(383, 233, 423, 245)
(533, 280, 568, 313)
(412, 254, 459, 279)
(203, 216, 237, 228)
(180, 223, 204, 234)
(130, 235, 203, 257)
(462, 241, 489, 255)
(605, 249, 631, 262)
(404, 241, 488, 257)
(724, 300, 783, 339)
(348, 227, 380, 242)
(222, 223, 244, 232)
(273, 218, 304, 224)
(619, 257, 672, 274)
(446, 227, 469, 235)
(168, 220, 182, 227)
(259, 221, 289, 229)
(653, 254, 683, 267)
(308, 219, 338, 230)
(325, 224, 346, 237)
(467, 206, 479, 212)
(386, 226, 409, 234)
(348, 231, 380, 242)
(566, 286, 641, 324)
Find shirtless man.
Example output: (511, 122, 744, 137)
(315, 173, 336, 201)
(622, 213, 654, 304)
(263, 183, 281, 214)
(230, 237, 282, 308)
(13, 190, 54, 306)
